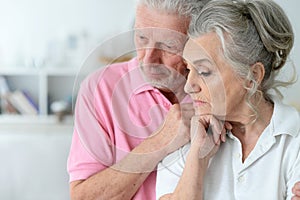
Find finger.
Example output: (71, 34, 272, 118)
(295, 181, 300, 189)
(190, 116, 206, 141)
(224, 121, 233, 131)
(221, 127, 226, 143)
(293, 188, 300, 197)
(209, 117, 223, 145)
(204, 124, 219, 145)
(293, 182, 300, 196)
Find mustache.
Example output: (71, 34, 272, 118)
(139, 62, 171, 74)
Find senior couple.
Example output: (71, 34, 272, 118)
(67, 0, 300, 199)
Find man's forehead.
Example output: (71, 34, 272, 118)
(135, 27, 187, 38)
(135, 4, 190, 34)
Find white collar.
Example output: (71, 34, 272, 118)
(270, 97, 300, 137)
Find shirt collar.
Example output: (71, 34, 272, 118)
(270, 97, 300, 137)
(226, 96, 300, 140)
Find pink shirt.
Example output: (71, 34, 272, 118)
(67, 58, 191, 199)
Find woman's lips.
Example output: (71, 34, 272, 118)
(193, 100, 207, 106)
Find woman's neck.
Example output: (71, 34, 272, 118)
(227, 99, 274, 162)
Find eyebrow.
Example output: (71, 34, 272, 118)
(192, 58, 213, 66)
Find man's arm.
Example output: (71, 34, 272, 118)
(70, 104, 193, 200)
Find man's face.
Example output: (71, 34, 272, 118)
(134, 5, 189, 93)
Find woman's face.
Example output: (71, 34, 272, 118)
(183, 32, 247, 118)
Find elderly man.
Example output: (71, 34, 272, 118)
(67, 0, 204, 199)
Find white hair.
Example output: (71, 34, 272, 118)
(137, 0, 211, 18)
(189, 0, 296, 120)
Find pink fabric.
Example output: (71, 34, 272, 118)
(67, 58, 191, 200)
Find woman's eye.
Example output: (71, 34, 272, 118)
(197, 70, 211, 77)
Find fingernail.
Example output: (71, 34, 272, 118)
(223, 134, 226, 142)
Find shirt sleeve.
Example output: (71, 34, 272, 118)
(286, 140, 300, 200)
(67, 129, 107, 182)
(67, 72, 115, 182)
(155, 144, 190, 199)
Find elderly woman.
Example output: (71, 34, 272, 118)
(156, 0, 300, 199)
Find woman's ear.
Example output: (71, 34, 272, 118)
(250, 62, 265, 85)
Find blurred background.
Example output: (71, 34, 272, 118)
(0, 0, 136, 199)
(0, 0, 299, 199)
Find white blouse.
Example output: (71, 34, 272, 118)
(156, 99, 300, 200)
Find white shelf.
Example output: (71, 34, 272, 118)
(0, 67, 40, 75)
(0, 67, 78, 76)
(0, 66, 77, 124)
(0, 114, 74, 125)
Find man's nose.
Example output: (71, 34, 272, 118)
(143, 47, 162, 64)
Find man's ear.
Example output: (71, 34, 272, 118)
(250, 62, 265, 85)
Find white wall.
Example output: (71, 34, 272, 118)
(0, 125, 73, 200)
(0, 0, 136, 67)
(274, 0, 300, 109)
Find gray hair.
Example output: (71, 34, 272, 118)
(188, 0, 295, 117)
(137, 0, 211, 18)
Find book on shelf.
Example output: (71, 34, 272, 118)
(0, 76, 13, 114)
(7, 90, 39, 115)
(0, 76, 10, 95)
(0, 76, 39, 115)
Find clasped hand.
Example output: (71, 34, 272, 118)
(190, 114, 232, 159)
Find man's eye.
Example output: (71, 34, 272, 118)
(165, 44, 173, 49)
(137, 35, 148, 42)
(139, 35, 146, 40)
(162, 44, 173, 49)
(161, 44, 179, 54)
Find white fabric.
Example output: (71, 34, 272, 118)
(156, 98, 300, 200)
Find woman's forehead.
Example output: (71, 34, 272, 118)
(183, 33, 224, 65)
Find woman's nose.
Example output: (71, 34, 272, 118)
(184, 73, 201, 94)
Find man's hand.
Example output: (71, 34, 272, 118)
(292, 181, 300, 200)
(154, 103, 194, 154)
